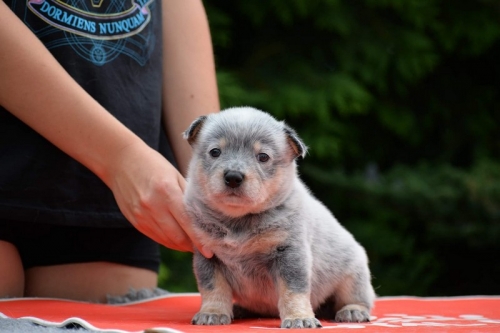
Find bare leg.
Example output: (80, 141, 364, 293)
(25, 262, 157, 303)
(0, 241, 24, 298)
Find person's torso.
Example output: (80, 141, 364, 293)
(0, 0, 166, 227)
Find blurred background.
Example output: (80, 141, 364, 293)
(159, 0, 500, 297)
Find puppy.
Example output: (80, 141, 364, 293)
(184, 107, 375, 329)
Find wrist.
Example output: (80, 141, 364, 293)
(93, 136, 151, 190)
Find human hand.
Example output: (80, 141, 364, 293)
(104, 142, 213, 258)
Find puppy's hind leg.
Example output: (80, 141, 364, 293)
(192, 253, 233, 325)
(333, 267, 375, 323)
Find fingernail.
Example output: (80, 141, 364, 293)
(201, 246, 213, 258)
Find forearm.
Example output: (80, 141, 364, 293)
(0, 2, 147, 187)
(161, 0, 220, 175)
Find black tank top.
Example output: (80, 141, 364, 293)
(0, 0, 171, 227)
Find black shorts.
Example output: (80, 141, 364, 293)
(0, 220, 160, 272)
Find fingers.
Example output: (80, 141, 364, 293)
(177, 174, 187, 192)
(109, 146, 212, 257)
(132, 211, 191, 253)
(127, 172, 212, 258)
(127, 193, 197, 254)
(164, 174, 213, 258)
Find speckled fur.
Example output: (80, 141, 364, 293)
(184, 107, 375, 328)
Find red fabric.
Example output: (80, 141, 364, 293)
(1, 294, 500, 332)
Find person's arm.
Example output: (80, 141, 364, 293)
(0, 2, 211, 257)
(161, 0, 220, 176)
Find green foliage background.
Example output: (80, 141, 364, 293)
(160, 0, 500, 296)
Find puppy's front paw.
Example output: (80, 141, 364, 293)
(335, 304, 370, 323)
(192, 312, 232, 325)
(281, 317, 322, 329)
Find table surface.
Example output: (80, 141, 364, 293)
(1, 294, 499, 333)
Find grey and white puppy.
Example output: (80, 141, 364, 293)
(183, 107, 375, 329)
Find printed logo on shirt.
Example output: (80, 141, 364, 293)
(27, 0, 153, 40)
(16, 0, 158, 66)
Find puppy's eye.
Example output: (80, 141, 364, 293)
(257, 153, 270, 163)
(209, 148, 221, 158)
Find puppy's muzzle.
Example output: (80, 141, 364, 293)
(224, 170, 244, 188)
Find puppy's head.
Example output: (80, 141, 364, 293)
(184, 107, 307, 217)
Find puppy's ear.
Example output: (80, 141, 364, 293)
(183, 116, 208, 145)
(283, 124, 307, 160)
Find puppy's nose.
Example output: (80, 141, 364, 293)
(224, 170, 244, 188)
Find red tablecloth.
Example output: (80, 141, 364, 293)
(1, 294, 499, 332)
